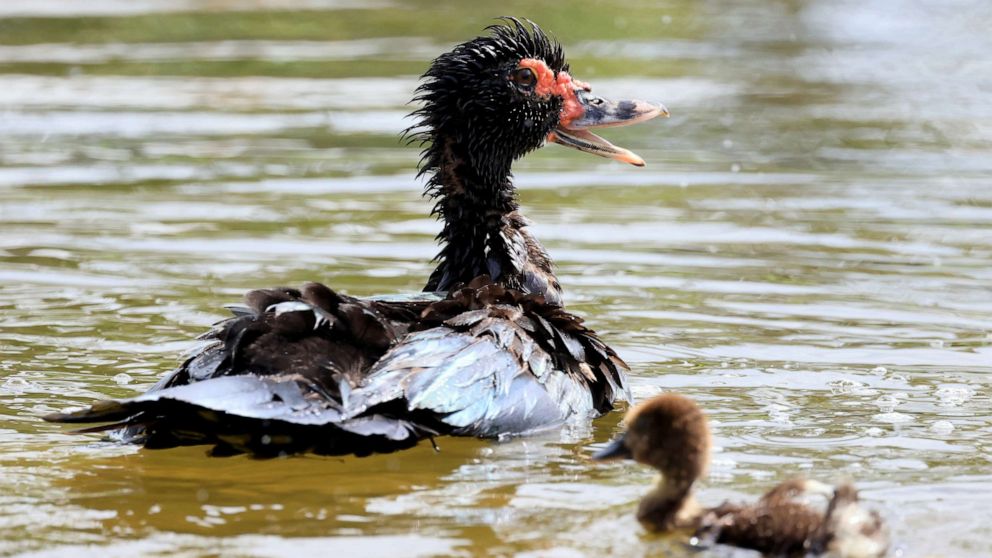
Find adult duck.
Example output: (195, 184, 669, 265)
(45, 19, 666, 457)
(593, 393, 889, 557)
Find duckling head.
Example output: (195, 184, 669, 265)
(592, 393, 711, 490)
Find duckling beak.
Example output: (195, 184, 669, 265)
(591, 433, 633, 461)
(550, 89, 668, 167)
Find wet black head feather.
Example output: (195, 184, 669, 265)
(407, 18, 571, 195)
(482, 17, 567, 74)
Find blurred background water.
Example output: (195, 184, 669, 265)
(1, 1, 990, 556)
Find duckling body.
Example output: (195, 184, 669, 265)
(696, 479, 848, 556)
(45, 19, 666, 457)
(593, 394, 889, 557)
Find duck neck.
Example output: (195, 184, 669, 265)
(421, 137, 561, 305)
(637, 477, 702, 533)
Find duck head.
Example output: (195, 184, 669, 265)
(593, 393, 710, 490)
(410, 17, 667, 180)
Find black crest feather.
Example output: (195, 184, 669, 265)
(405, 17, 568, 187)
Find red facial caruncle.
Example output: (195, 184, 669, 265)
(512, 57, 668, 167)
(516, 58, 589, 127)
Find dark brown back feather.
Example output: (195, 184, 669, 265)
(47, 276, 629, 456)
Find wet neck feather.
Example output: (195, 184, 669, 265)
(421, 137, 560, 303)
(637, 477, 702, 533)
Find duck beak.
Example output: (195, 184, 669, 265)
(549, 87, 668, 167)
(591, 433, 633, 461)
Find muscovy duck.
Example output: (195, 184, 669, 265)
(593, 393, 889, 557)
(45, 18, 666, 457)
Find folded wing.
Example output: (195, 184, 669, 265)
(45, 278, 630, 456)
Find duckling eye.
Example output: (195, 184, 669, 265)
(510, 67, 537, 89)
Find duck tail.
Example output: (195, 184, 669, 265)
(43, 400, 135, 424)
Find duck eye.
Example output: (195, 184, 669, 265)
(510, 67, 537, 89)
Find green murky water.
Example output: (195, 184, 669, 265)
(1, 1, 990, 556)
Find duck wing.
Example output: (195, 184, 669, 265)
(44, 282, 432, 456)
(44, 278, 630, 455)
(341, 279, 631, 437)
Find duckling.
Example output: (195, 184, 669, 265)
(592, 393, 889, 557)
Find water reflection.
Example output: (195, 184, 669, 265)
(1, 0, 990, 556)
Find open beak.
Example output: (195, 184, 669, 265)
(590, 433, 633, 461)
(549, 88, 668, 167)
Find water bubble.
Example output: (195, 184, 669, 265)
(935, 386, 974, 407)
(930, 420, 955, 434)
(1, 376, 32, 394)
(112, 373, 132, 385)
(830, 378, 875, 396)
(874, 394, 904, 413)
(874, 412, 912, 424)
(765, 403, 793, 425)
(874, 458, 928, 472)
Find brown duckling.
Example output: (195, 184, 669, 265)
(592, 393, 889, 557)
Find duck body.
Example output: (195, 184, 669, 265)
(45, 19, 666, 457)
(54, 278, 627, 457)
(593, 394, 889, 557)
(696, 479, 881, 556)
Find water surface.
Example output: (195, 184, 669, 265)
(1, 1, 990, 556)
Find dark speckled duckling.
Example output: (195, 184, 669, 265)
(593, 393, 889, 557)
